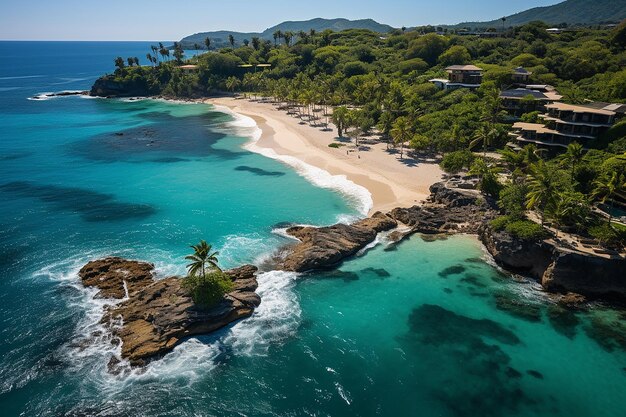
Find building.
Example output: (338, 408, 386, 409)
(500, 87, 562, 117)
(430, 65, 483, 90)
(179, 64, 199, 74)
(510, 102, 626, 150)
(511, 66, 532, 85)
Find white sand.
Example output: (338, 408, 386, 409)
(209, 97, 444, 215)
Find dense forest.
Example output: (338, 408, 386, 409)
(100, 20, 626, 247)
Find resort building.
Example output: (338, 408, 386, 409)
(510, 102, 626, 150)
(511, 66, 532, 85)
(500, 87, 562, 117)
(179, 64, 199, 74)
(429, 65, 483, 90)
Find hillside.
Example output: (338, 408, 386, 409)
(180, 18, 393, 49)
(456, 0, 626, 28)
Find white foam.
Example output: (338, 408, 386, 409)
(0, 75, 43, 80)
(211, 105, 373, 217)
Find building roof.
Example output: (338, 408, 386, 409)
(513, 66, 532, 75)
(513, 122, 559, 135)
(429, 78, 450, 83)
(446, 65, 483, 72)
(501, 88, 549, 100)
(582, 102, 626, 114)
(526, 84, 557, 92)
(179, 64, 199, 69)
(545, 102, 616, 116)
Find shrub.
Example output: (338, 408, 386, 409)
(490, 216, 550, 241)
(328, 143, 345, 148)
(498, 183, 528, 219)
(588, 224, 626, 249)
(440, 150, 475, 174)
(506, 220, 550, 241)
(182, 271, 234, 308)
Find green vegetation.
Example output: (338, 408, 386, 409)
(491, 216, 551, 241)
(328, 143, 345, 148)
(183, 240, 233, 307)
(103, 21, 626, 248)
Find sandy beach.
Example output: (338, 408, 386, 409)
(208, 97, 443, 215)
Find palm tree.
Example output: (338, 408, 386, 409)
(526, 160, 560, 225)
(284, 31, 294, 47)
(251, 37, 260, 50)
(593, 172, 625, 226)
(185, 240, 221, 277)
(228, 34, 235, 48)
(391, 116, 411, 159)
(470, 124, 496, 157)
(331, 106, 350, 138)
(225, 76, 241, 93)
(204, 37, 211, 50)
(561, 142, 585, 181)
(273, 30, 283, 46)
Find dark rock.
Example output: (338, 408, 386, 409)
(478, 225, 553, 279)
(281, 212, 397, 272)
(526, 370, 544, 379)
(546, 305, 580, 339)
(542, 250, 626, 301)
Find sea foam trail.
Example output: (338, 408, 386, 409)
(212, 104, 373, 218)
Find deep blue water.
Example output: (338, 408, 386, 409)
(0, 42, 625, 417)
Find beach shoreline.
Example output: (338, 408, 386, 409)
(206, 96, 444, 215)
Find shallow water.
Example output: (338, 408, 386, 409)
(1, 42, 625, 417)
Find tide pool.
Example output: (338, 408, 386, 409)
(1, 42, 625, 417)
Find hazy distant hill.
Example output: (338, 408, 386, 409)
(456, 0, 626, 28)
(180, 18, 393, 48)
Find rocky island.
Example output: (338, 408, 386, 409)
(79, 258, 260, 366)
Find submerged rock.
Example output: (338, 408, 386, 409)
(79, 259, 260, 366)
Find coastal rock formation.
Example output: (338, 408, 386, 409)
(31, 91, 88, 100)
(281, 212, 397, 272)
(90, 76, 152, 98)
(388, 183, 497, 235)
(542, 250, 626, 301)
(478, 225, 626, 301)
(478, 227, 553, 279)
(79, 257, 155, 298)
(79, 259, 260, 366)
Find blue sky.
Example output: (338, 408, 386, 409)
(1, 0, 563, 41)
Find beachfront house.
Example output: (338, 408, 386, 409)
(510, 102, 626, 150)
(429, 65, 483, 90)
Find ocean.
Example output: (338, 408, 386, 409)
(0, 41, 625, 417)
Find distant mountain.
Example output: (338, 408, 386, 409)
(455, 0, 626, 28)
(180, 18, 393, 48)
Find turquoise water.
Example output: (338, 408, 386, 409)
(1, 42, 625, 416)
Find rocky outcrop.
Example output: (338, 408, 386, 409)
(90, 76, 152, 98)
(388, 183, 497, 235)
(79, 259, 260, 366)
(478, 224, 626, 301)
(79, 257, 155, 298)
(281, 212, 397, 272)
(31, 91, 88, 100)
(478, 226, 553, 279)
(542, 250, 626, 301)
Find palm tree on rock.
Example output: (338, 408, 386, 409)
(185, 240, 221, 278)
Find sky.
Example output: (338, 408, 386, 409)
(0, 0, 564, 41)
